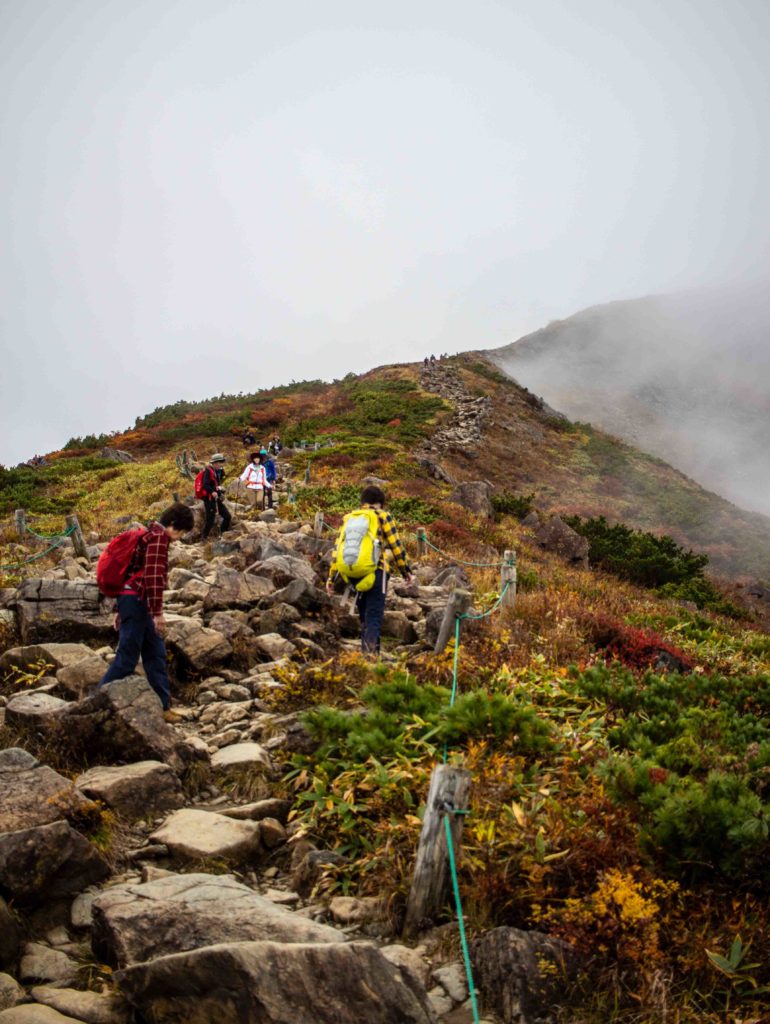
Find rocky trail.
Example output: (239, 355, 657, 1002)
(0, 479, 540, 1024)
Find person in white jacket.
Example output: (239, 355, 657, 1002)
(239, 452, 267, 509)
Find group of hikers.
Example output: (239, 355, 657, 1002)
(194, 449, 277, 539)
(96, 477, 414, 712)
(241, 431, 282, 453)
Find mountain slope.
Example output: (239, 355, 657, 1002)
(487, 282, 770, 517)
(2, 355, 770, 583)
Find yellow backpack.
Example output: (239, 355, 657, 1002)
(333, 508, 382, 592)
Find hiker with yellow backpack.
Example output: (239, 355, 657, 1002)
(326, 485, 414, 656)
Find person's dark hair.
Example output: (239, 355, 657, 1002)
(159, 503, 195, 532)
(250, 452, 260, 462)
(360, 485, 386, 506)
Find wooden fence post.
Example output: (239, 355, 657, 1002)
(434, 589, 472, 654)
(501, 549, 517, 608)
(403, 764, 472, 937)
(14, 509, 27, 538)
(416, 527, 427, 558)
(313, 511, 325, 538)
(303, 461, 311, 484)
(65, 513, 89, 560)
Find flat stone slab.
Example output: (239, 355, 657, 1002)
(0, 643, 95, 676)
(116, 940, 437, 1024)
(0, 1007, 85, 1023)
(148, 809, 262, 862)
(211, 742, 271, 770)
(91, 872, 345, 967)
(75, 762, 184, 821)
(0, 748, 95, 833)
(4, 693, 69, 732)
(31, 986, 131, 1024)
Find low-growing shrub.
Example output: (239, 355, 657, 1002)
(491, 490, 535, 521)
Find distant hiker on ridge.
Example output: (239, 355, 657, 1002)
(97, 502, 194, 714)
(239, 451, 267, 509)
(326, 485, 414, 656)
(197, 453, 232, 538)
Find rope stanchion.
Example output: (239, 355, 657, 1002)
(0, 525, 77, 573)
(415, 533, 506, 568)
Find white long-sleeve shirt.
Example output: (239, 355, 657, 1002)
(240, 463, 267, 489)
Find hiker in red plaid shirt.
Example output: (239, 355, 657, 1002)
(99, 503, 194, 712)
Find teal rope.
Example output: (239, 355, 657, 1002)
(25, 526, 71, 541)
(444, 814, 481, 1024)
(437, 578, 513, 1020)
(418, 534, 505, 568)
(0, 525, 76, 572)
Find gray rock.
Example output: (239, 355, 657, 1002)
(60, 677, 206, 772)
(14, 580, 113, 644)
(74, 762, 185, 821)
(535, 516, 589, 568)
(263, 579, 330, 612)
(247, 555, 316, 588)
(0, 974, 24, 1012)
(164, 618, 232, 671)
(381, 610, 417, 643)
(116, 940, 437, 1024)
(31, 986, 130, 1024)
(0, 1008, 84, 1023)
(220, 798, 290, 823)
(0, 899, 19, 970)
(432, 962, 468, 1003)
(91, 872, 345, 967)
(56, 655, 110, 700)
(329, 896, 387, 926)
(0, 820, 109, 905)
(202, 568, 274, 610)
(0, 748, 96, 833)
(19, 943, 78, 987)
(4, 693, 69, 734)
(70, 892, 95, 929)
(291, 849, 346, 898)
(0, 643, 95, 677)
(380, 944, 431, 987)
(471, 926, 578, 1024)
(148, 809, 262, 863)
(448, 481, 494, 519)
(253, 632, 297, 660)
(210, 743, 271, 770)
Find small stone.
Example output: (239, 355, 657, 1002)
(19, 943, 79, 987)
(70, 892, 94, 929)
(432, 962, 468, 1003)
(0, 973, 25, 1011)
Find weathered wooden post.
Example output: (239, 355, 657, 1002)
(303, 460, 311, 484)
(65, 513, 89, 560)
(434, 589, 472, 654)
(403, 763, 472, 937)
(14, 509, 27, 538)
(501, 549, 517, 607)
(416, 527, 427, 558)
(313, 511, 325, 538)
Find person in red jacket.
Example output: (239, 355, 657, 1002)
(98, 502, 194, 712)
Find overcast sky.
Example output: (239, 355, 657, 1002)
(2, 0, 769, 464)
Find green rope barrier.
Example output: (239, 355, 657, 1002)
(417, 534, 505, 568)
(438, 578, 512, 1021)
(444, 814, 482, 1024)
(0, 524, 76, 573)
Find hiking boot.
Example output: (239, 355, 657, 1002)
(163, 709, 183, 724)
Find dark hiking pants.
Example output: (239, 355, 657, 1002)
(98, 594, 170, 710)
(356, 569, 388, 654)
(202, 496, 232, 538)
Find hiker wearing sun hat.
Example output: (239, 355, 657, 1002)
(199, 453, 232, 539)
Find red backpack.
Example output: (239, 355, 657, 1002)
(194, 467, 214, 500)
(96, 527, 148, 598)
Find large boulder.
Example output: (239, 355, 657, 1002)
(202, 568, 274, 611)
(0, 819, 109, 904)
(262, 579, 330, 613)
(448, 481, 494, 519)
(535, 516, 590, 568)
(471, 927, 578, 1024)
(56, 654, 110, 700)
(116, 940, 437, 1024)
(14, 580, 113, 644)
(91, 873, 344, 967)
(247, 556, 316, 588)
(4, 693, 69, 736)
(74, 762, 185, 821)
(0, 748, 96, 834)
(30, 987, 131, 1024)
(164, 618, 232, 671)
(59, 677, 207, 772)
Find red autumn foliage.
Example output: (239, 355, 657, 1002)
(588, 614, 693, 672)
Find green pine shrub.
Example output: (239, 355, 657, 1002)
(491, 490, 536, 520)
